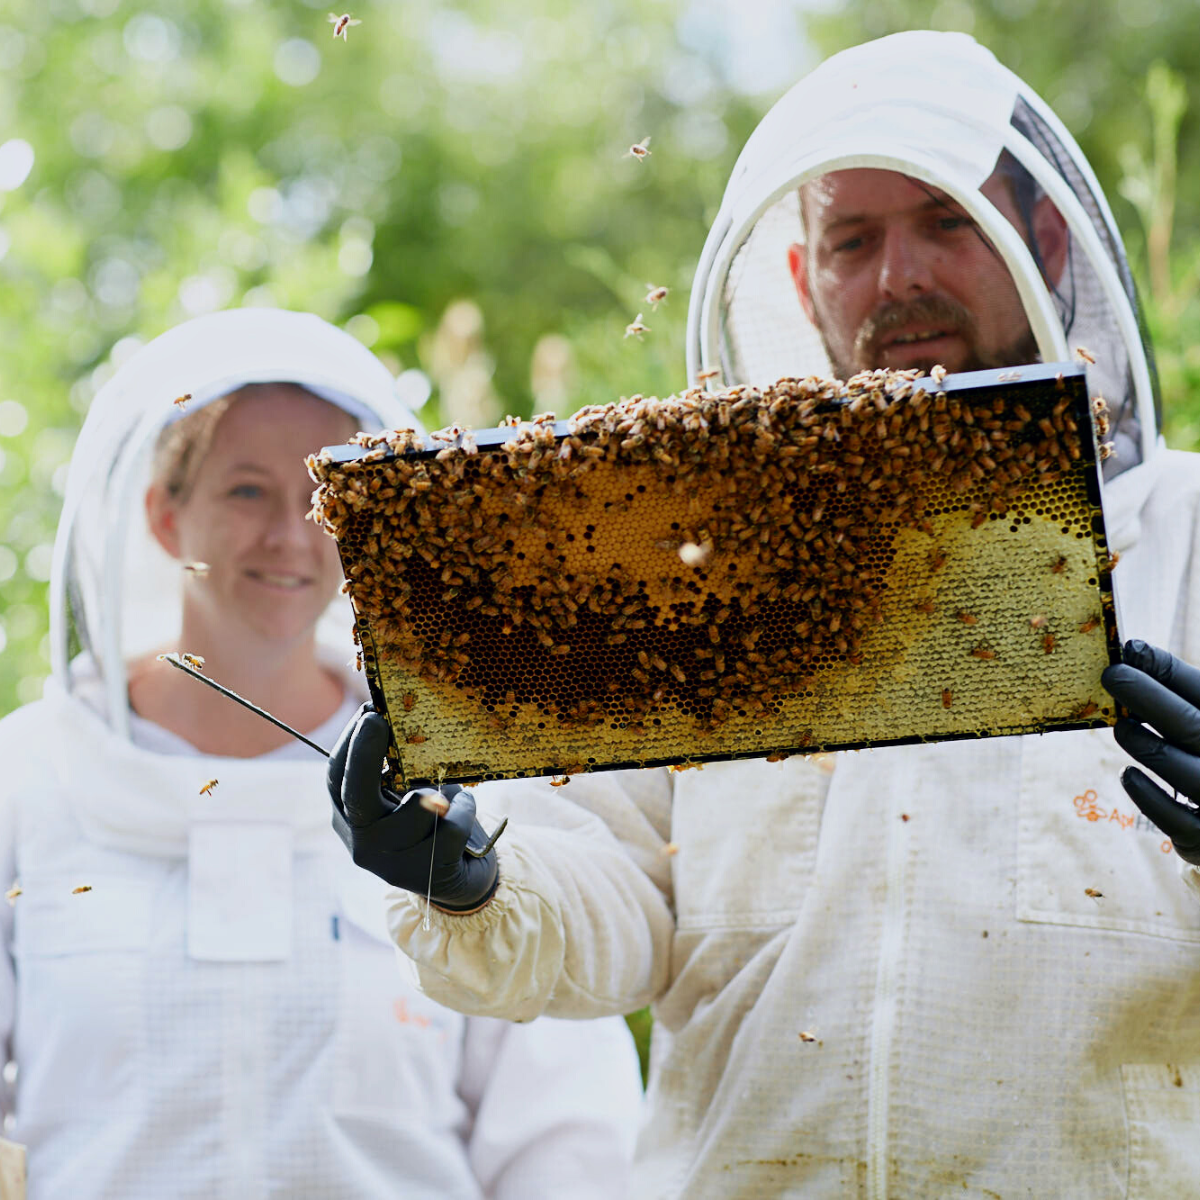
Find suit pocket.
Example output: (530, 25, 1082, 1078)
(331, 869, 466, 1123)
(1122, 1062, 1200, 1196)
(670, 758, 826, 931)
(12, 877, 152, 1112)
(1016, 729, 1200, 941)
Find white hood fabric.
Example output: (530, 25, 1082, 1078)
(0, 309, 644, 1198)
(686, 30, 1160, 477)
(50, 307, 423, 738)
(374, 34, 1200, 1199)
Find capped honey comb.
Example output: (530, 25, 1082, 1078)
(308, 362, 1121, 789)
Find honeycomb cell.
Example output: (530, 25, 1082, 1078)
(308, 370, 1120, 787)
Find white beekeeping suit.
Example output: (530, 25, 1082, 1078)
(0, 308, 642, 1199)
(378, 33, 1200, 1198)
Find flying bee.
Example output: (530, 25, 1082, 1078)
(1084, 887, 1103, 901)
(328, 12, 361, 39)
(624, 313, 650, 339)
(627, 135, 651, 161)
(678, 541, 711, 567)
(696, 367, 721, 383)
(418, 792, 450, 816)
(798, 1031, 818, 1044)
(4, 886, 20, 904)
(173, 393, 191, 410)
(661, 841, 680, 857)
(644, 284, 669, 309)
(199, 779, 218, 796)
(72, 885, 93, 895)
(1075, 346, 1096, 365)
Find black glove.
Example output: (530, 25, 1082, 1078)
(327, 704, 505, 912)
(1101, 640, 1200, 865)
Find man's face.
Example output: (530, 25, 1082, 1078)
(789, 168, 1046, 379)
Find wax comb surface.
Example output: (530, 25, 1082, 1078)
(309, 363, 1120, 789)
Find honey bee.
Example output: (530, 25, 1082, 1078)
(1078, 615, 1101, 634)
(624, 313, 650, 339)
(942, 689, 952, 709)
(1084, 887, 1103, 900)
(327, 12, 361, 39)
(696, 367, 721, 383)
(627, 136, 651, 161)
(72, 885, 93, 895)
(678, 541, 711, 567)
(1029, 614, 1048, 629)
(181, 653, 205, 671)
(930, 365, 948, 385)
(661, 841, 679, 857)
(1073, 699, 1100, 719)
(644, 284, 669, 309)
(1075, 346, 1096, 364)
(955, 610, 977, 625)
(183, 561, 210, 576)
(1042, 633, 1056, 654)
(1050, 555, 1067, 574)
(173, 393, 191, 410)
(402, 693, 416, 712)
(5, 885, 20, 904)
(798, 1031, 818, 1043)
(970, 647, 997, 660)
(549, 775, 571, 787)
(914, 598, 935, 615)
(406, 733, 427, 745)
(199, 779, 218, 796)
(418, 792, 450, 815)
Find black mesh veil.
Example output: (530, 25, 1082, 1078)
(686, 32, 1159, 480)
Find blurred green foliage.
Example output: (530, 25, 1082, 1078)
(4, 0, 1200, 1077)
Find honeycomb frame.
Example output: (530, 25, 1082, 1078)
(309, 362, 1122, 789)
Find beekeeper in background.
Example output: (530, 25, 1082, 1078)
(331, 32, 1200, 1199)
(0, 307, 643, 1199)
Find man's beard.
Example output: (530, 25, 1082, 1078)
(818, 293, 1040, 379)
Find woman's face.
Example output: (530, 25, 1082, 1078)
(150, 386, 356, 646)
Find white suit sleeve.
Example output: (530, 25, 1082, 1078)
(458, 1013, 643, 1200)
(0, 712, 28, 1118)
(386, 767, 676, 1020)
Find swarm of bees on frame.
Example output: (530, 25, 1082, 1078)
(307, 369, 1115, 774)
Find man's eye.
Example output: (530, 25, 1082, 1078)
(832, 236, 864, 253)
(229, 484, 262, 499)
(937, 216, 971, 232)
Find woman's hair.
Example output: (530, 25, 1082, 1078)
(150, 382, 342, 501)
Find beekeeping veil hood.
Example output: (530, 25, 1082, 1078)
(687, 30, 1160, 477)
(49, 308, 422, 738)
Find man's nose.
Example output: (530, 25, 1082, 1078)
(876, 228, 933, 300)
